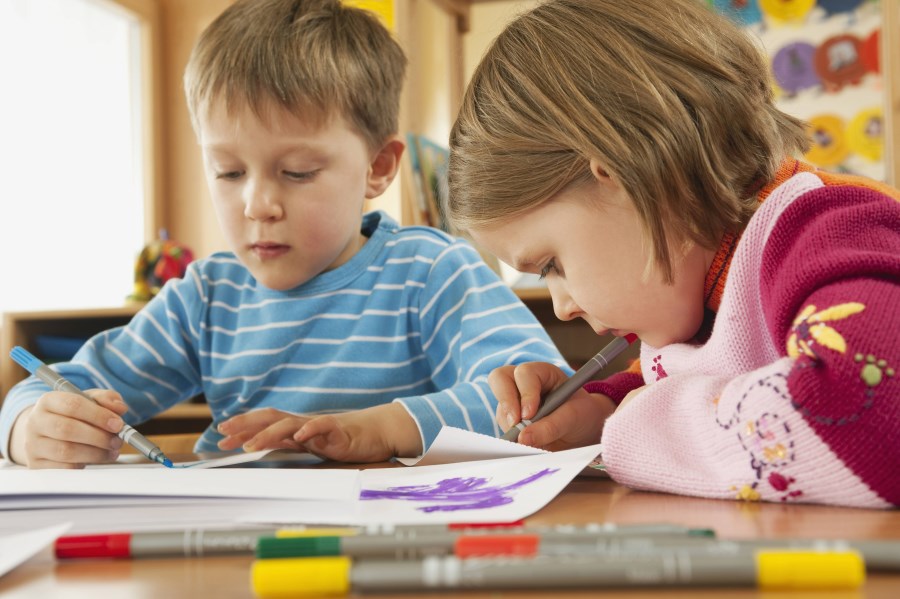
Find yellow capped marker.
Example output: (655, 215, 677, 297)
(757, 550, 865, 590)
(251, 550, 864, 597)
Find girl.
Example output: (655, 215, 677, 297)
(445, 0, 899, 508)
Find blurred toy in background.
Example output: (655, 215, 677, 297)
(128, 229, 194, 302)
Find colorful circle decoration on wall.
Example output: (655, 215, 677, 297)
(772, 42, 820, 95)
(805, 114, 850, 167)
(759, 0, 816, 23)
(814, 34, 867, 91)
(816, 0, 866, 19)
(712, 0, 763, 27)
(846, 107, 884, 162)
(860, 28, 880, 74)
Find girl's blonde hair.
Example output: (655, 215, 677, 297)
(184, 0, 406, 151)
(446, 0, 809, 282)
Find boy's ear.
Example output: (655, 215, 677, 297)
(366, 136, 405, 199)
(588, 157, 611, 181)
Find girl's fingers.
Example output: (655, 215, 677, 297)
(512, 363, 564, 420)
(487, 366, 522, 430)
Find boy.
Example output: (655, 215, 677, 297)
(0, 0, 570, 468)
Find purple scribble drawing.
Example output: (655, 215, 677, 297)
(360, 468, 559, 512)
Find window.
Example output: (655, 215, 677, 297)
(0, 0, 155, 313)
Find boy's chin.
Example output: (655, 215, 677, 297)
(250, 270, 315, 292)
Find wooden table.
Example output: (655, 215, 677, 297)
(2, 437, 898, 598)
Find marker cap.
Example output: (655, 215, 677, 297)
(757, 550, 865, 589)
(55, 533, 132, 559)
(252, 556, 349, 598)
(455, 534, 540, 558)
(257, 536, 340, 559)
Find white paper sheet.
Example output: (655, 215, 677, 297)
(0, 467, 360, 503)
(396, 426, 547, 466)
(0, 523, 71, 577)
(0, 428, 601, 535)
(88, 449, 280, 469)
(241, 443, 602, 526)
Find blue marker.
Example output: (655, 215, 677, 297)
(10, 346, 173, 468)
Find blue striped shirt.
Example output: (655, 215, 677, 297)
(1, 212, 571, 456)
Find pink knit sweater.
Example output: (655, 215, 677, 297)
(587, 163, 899, 508)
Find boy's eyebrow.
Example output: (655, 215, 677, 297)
(202, 140, 327, 155)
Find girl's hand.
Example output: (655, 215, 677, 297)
(217, 403, 422, 463)
(8, 390, 128, 468)
(490, 362, 616, 451)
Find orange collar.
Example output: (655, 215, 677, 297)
(702, 158, 807, 312)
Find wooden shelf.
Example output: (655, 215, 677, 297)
(0, 305, 212, 435)
(514, 286, 551, 302)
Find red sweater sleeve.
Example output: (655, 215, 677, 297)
(584, 359, 644, 404)
(760, 184, 900, 504)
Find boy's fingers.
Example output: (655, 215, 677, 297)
(244, 419, 305, 451)
(293, 416, 333, 444)
(89, 391, 129, 416)
(41, 392, 124, 434)
(217, 432, 253, 450)
(296, 421, 353, 461)
(218, 408, 284, 435)
(28, 436, 120, 468)
(31, 409, 122, 450)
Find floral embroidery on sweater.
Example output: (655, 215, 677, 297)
(786, 301, 865, 360)
(651, 355, 668, 380)
(787, 300, 893, 427)
(716, 373, 804, 503)
(855, 352, 896, 408)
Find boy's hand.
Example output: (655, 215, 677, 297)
(8, 390, 128, 468)
(217, 403, 422, 463)
(490, 362, 616, 451)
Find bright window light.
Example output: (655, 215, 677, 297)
(0, 0, 146, 313)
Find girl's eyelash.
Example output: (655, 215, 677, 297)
(538, 259, 557, 280)
(215, 171, 243, 180)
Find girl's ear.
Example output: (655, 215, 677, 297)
(588, 157, 611, 181)
(366, 136, 405, 199)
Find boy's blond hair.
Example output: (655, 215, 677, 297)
(446, 0, 809, 282)
(184, 0, 406, 150)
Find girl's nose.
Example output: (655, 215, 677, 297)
(548, 280, 581, 322)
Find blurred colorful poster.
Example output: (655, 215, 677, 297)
(344, 0, 394, 31)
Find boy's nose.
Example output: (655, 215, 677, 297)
(243, 180, 284, 221)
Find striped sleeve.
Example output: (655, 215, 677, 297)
(394, 238, 572, 452)
(0, 264, 207, 456)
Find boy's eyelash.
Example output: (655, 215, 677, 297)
(284, 170, 318, 181)
(215, 171, 243, 180)
(538, 259, 557, 280)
